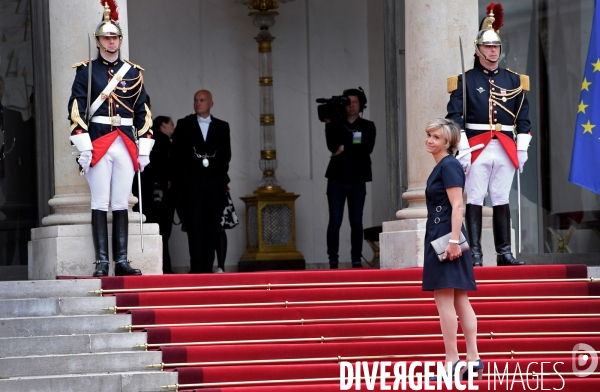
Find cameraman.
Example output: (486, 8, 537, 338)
(324, 88, 376, 269)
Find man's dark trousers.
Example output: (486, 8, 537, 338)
(326, 179, 366, 265)
(186, 182, 224, 273)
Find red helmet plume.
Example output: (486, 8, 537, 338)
(100, 0, 120, 22)
(486, 2, 504, 31)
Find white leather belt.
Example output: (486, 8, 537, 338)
(466, 123, 514, 132)
(91, 115, 133, 126)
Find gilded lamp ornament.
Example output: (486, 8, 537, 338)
(237, 0, 304, 270)
(247, 0, 280, 12)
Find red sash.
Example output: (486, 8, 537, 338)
(469, 131, 518, 169)
(91, 130, 139, 171)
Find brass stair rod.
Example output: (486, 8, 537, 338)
(168, 371, 600, 390)
(91, 277, 598, 295)
(138, 331, 600, 349)
(124, 313, 600, 331)
(152, 349, 600, 369)
(105, 295, 600, 313)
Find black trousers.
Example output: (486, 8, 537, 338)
(186, 182, 225, 273)
(326, 179, 366, 264)
(157, 190, 175, 272)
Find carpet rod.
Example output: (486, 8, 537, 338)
(163, 371, 600, 390)
(105, 296, 600, 313)
(90, 277, 598, 295)
(150, 350, 600, 370)
(122, 313, 600, 331)
(136, 331, 600, 350)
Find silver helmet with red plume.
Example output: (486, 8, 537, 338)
(474, 3, 504, 62)
(94, 1, 123, 52)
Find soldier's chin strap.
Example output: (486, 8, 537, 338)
(476, 45, 500, 64)
(96, 38, 123, 55)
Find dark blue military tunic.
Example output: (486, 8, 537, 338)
(67, 56, 152, 165)
(447, 64, 531, 138)
(422, 155, 477, 291)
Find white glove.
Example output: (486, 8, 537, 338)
(517, 150, 528, 173)
(138, 155, 150, 172)
(77, 151, 92, 174)
(457, 152, 471, 174)
(456, 131, 472, 174)
(516, 134, 532, 174)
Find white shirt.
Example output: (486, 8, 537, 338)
(197, 114, 211, 141)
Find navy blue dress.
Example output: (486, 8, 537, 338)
(422, 155, 477, 291)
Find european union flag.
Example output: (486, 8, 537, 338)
(569, 0, 600, 194)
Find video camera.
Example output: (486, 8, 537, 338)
(316, 95, 350, 123)
(316, 87, 367, 123)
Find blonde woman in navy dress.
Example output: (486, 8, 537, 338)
(422, 118, 483, 380)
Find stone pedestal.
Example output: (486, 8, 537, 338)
(29, 222, 161, 279)
(27, 1, 162, 279)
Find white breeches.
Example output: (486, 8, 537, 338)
(465, 139, 515, 206)
(86, 135, 135, 211)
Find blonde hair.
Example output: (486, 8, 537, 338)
(426, 118, 461, 155)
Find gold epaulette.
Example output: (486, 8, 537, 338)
(71, 60, 89, 68)
(519, 74, 530, 91)
(447, 75, 458, 93)
(506, 69, 530, 92)
(124, 59, 145, 71)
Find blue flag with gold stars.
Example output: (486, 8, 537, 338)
(570, 0, 600, 194)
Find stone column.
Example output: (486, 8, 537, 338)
(380, 0, 497, 268)
(29, 0, 161, 279)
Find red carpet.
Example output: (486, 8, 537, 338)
(98, 265, 600, 391)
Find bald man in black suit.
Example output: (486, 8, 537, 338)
(172, 90, 232, 273)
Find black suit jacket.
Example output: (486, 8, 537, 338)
(147, 130, 172, 189)
(172, 114, 232, 186)
(324, 117, 376, 183)
(172, 114, 231, 227)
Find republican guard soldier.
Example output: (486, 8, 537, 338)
(446, 3, 532, 266)
(68, 1, 154, 277)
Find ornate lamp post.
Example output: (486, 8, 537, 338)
(237, 0, 304, 271)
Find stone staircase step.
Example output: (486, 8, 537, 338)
(0, 370, 177, 392)
(0, 351, 162, 378)
(0, 314, 131, 338)
(0, 332, 147, 357)
(0, 296, 115, 318)
(0, 279, 101, 299)
(0, 279, 171, 391)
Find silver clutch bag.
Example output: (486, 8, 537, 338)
(430, 232, 470, 261)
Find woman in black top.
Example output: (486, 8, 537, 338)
(422, 118, 482, 380)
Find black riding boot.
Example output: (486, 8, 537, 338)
(493, 204, 525, 266)
(465, 204, 483, 267)
(112, 210, 142, 276)
(92, 210, 110, 277)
